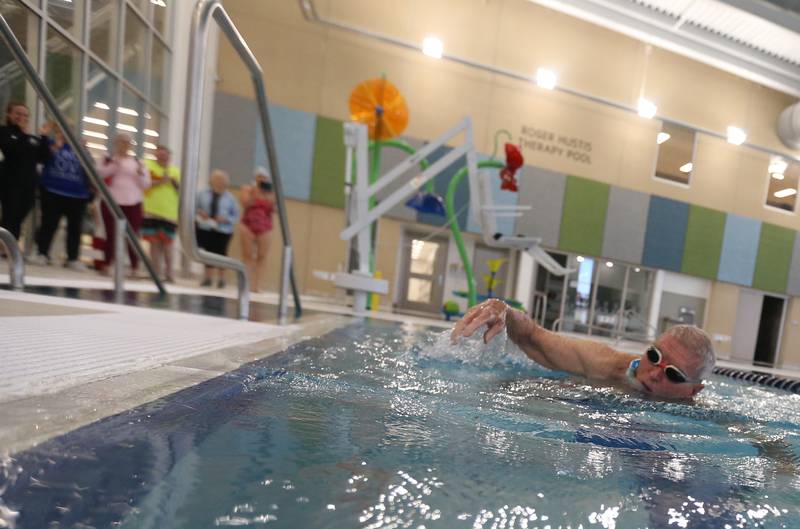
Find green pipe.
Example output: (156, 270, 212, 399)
(370, 138, 433, 191)
(445, 159, 504, 307)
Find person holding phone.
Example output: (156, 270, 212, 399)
(96, 133, 150, 276)
(0, 101, 51, 241)
(238, 167, 274, 293)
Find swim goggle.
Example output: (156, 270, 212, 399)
(645, 345, 692, 384)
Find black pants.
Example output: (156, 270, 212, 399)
(0, 182, 35, 240)
(37, 189, 88, 261)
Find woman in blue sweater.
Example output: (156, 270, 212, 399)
(30, 125, 93, 270)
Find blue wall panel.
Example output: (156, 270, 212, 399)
(254, 104, 316, 201)
(717, 214, 761, 286)
(642, 196, 689, 272)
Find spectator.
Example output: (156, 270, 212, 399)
(30, 124, 94, 270)
(97, 133, 151, 276)
(0, 102, 51, 240)
(196, 169, 239, 288)
(142, 144, 180, 282)
(239, 167, 274, 293)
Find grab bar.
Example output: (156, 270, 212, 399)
(0, 14, 166, 296)
(184, 0, 302, 322)
(0, 228, 23, 290)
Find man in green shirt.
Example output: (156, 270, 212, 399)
(142, 145, 180, 282)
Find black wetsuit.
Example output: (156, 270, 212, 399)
(0, 124, 50, 239)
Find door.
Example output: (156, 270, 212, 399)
(731, 289, 763, 363)
(754, 295, 785, 367)
(397, 233, 448, 314)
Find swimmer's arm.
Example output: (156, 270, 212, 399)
(506, 309, 626, 381)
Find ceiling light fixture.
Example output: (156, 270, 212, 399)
(82, 130, 108, 140)
(637, 98, 657, 119)
(576, 255, 584, 263)
(422, 36, 443, 59)
(536, 68, 557, 90)
(727, 126, 747, 146)
(656, 132, 670, 145)
(83, 116, 108, 127)
(774, 188, 797, 198)
(679, 162, 693, 173)
(769, 159, 788, 175)
(93, 102, 109, 110)
(605, 261, 614, 268)
(771, 172, 785, 181)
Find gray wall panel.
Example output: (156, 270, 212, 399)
(209, 91, 257, 187)
(514, 166, 566, 248)
(602, 186, 650, 264)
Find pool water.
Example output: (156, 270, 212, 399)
(2, 319, 800, 529)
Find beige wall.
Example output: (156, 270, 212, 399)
(225, 199, 401, 308)
(704, 281, 740, 360)
(219, 0, 800, 229)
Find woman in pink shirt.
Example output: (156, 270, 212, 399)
(97, 133, 151, 275)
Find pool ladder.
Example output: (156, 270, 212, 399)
(183, 0, 302, 322)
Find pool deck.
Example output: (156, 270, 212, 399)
(0, 265, 451, 455)
(1, 263, 797, 455)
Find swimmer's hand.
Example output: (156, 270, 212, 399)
(450, 299, 507, 344)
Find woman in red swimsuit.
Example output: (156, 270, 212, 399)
(239, 167, 274, 293)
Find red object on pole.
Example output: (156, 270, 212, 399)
(499, 143, 523, 192)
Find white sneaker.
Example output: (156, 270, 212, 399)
(65, 260, 87, 271)
(28, 254, 50, 266)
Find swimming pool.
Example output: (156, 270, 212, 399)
(2, 319, 799, 528)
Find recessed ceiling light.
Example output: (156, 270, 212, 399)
(637, 98, 657, 119)
(605, 261, 614, 268)
(656, 132, 670, 145)
(422, 36, 443, 59)
(771, 172, 785, 180)
(634, 267, 641, 273)
(769, 159, 788, 175)
(727, 126, 746, 146)
(774, 188, 797, 198)
(536, 68, 557, 90)
(576, 255, 584, 263)
(679, 162, 693, 173)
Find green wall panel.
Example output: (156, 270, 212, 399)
(681, 205, 725, 279)
(752, 223, 795, 293)
(558, 176, 609, 256)
(310, 116, 346, 208)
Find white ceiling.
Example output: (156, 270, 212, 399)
(531, 0, 800, 96)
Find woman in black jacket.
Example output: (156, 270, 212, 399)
(0, 101, 52, 240)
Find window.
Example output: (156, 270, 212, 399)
(123, 6, 148, 92)
(150, 36, 169, 109)
(0, 1, 40, 111)
(46, 24, 82, 125)
(142, 107, 166, 159)
(765, 158, 799, 213)
(654, 122, 696, 186)
(152, 0, 169, 38)
(47, 0, 85, 41)
(84, 60, 117, 156)
(119, 85, 145, 153)
(90, 0, 118, 67)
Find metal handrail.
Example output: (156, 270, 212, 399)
(0, 14, 166, 296)
(183, 0, 302, 322)
(0, 228, 24, 290)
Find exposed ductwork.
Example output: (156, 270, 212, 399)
(778, 102, 800, 150)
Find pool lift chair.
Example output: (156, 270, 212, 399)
(334, 117, 570, 314)
(467, 156, 572, 277)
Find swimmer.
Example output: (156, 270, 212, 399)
(451, 299, 715, 399)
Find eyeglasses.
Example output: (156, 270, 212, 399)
(645, 345, 692, 384)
